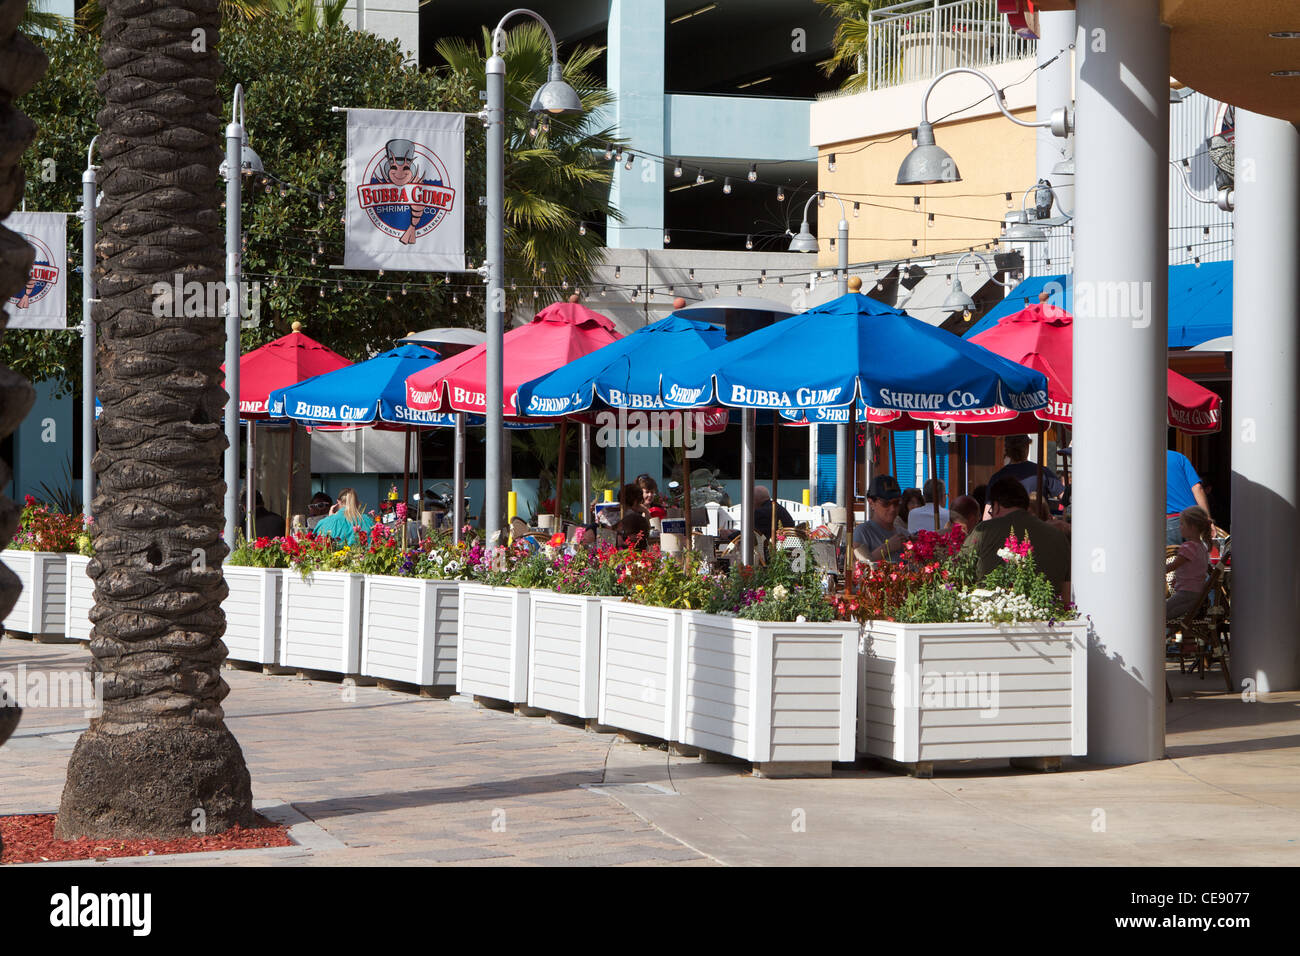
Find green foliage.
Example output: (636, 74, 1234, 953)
(627, 550, 716, 611)
(227, 535, 290, 568)
(13, 16, 619, 391)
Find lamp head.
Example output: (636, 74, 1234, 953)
(529, 63, 584, 115)
(942, 283, 976, 314)
(896, 121, 960, 185)
(788, 223, 819, 254)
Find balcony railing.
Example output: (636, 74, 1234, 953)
(834, 0, 1037, 95)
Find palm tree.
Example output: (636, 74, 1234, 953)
(268, 0, 350, 32)
(437, 24, 621, 305)
(76, 0, 276, 33)
(56, 0, 257, 839)
(817, 0, 955, 92)
(0, 0, 47, 856)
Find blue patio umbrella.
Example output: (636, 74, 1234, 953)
(515, 314, 732, 528)
(660, 290, 1049, 416)
(660, 284, 1050, 580)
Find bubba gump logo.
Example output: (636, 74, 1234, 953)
(357, 138, 456, 246)
(9, 233, 58, 309)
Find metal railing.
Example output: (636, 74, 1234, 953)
(856, 0, 1036, 93)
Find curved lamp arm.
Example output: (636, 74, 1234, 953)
(230, 83, 246, 130)
(1021, 183, 1074, 222)
(1170, 160, 1234, 212)
(493, 7, 561, 63)
(953, 251, 1016, 289)
(86, 135, 98, 171)
(920, 67, 1071, 137)
(802, 190, 848, 224)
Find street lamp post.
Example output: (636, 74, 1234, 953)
(221, 84, 262, 547)
(484, 8, 583, 545)
(81, 139, 98, 521)
(790, 191, 850, 507)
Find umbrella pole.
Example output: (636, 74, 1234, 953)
(1037, 428, 1046, 511)
(284, 422, 295, 537)
(619, 443, 626, 519)
(580, 422, 592, 525)
(403, 427, 412, 547)
(845, 402, 857, 593)
(555, 420, 567, 523)
(246, 422, 255, 541)
(741, 409, 755, 567)
(771, 418, 779, 542)
(683, 451, 692, 551)
(416, 427, 424, 525)
(453, 412, 466, 544)
(928, 426, 940, 530)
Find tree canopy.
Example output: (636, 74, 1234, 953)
(12, 16, 620, 395)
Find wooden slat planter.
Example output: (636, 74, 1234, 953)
(223, 566, 284, 666)
(2, 551, 68, 638)
(362, 576, 458, 688)
(64, 554, 93, 642)
(678, 613, 859, 776)
(279, 571, 364, 674)
(858, 620, 1088, 773)
(598, 602, 682, 742)
(456, 583, 530, 703)
(527, 591, 602, 719)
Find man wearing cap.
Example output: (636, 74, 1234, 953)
(964, 477, 1071, 602)
(853, 475, 910, 563)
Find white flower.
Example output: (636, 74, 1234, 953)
(772, 584, 789, 601)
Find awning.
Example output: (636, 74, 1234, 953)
(964, 261, 1233, 347)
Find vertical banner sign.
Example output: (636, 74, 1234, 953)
(344, 109, 465, 272)
(2, 211, 67, 329)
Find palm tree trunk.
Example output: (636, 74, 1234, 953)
(57, 0, 256, 839)
(0, 0, 47, 858)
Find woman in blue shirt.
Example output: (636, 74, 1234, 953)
(311, 488, 375, 547)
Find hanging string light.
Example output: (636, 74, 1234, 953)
(747, 163, 758, 182)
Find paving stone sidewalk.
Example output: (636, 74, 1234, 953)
(0, 639, 713, 867)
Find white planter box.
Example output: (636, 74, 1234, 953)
(858, 620, 1088, 766)
(362, 576, 458, 687)
(2, 551, 68, 637)
(598, 602, 682, 741)
(223, 566, 284, 665)
(527, 591, 602, 718)
(456, 583, 530, 703)
(279, 571, 364, 674)
(64, 554, 93, 642)
(678, 613, 859, 765)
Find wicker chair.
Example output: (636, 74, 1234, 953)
(1168, 563, 1231, 693)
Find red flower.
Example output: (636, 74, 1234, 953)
(23, 495, 35, 507)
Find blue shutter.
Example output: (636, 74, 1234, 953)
(815, 423, 837, 504)
(893, 431, 916, 488)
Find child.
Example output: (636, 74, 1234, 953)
(1166, 506, 1211, 621)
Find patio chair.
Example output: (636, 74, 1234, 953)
(1167, 563, 1231, 693)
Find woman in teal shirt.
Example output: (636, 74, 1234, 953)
(311, 488, 375, 546)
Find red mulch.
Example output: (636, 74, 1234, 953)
(0, 813, 293, 864)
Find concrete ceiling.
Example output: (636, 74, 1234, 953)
(1029, 1, 1300, 123)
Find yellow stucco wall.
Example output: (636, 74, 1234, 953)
(815, 108, 1039, 267)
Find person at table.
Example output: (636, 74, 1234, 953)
(1166, 506, 1211, 621)
(312, 487, 375, 547)
(899, 487, 924, 528)
(616, 511, 651, 551)
(950, 495, 981, 537)
(253, 492, 285, 539)
(853, 474, 909, 563)
(1166, 449, 1223, 545)
(305, 492, 333, 531)
(753, 485, 794, 539)
(907, 478, 951, 533)
(988, 434, 1065, 506)
(635, 474, 669, 519)
(963, 477, 1071, 603)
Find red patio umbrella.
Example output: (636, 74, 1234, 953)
(225, 321, 353, 535)
(919, 302, 1222, 435)
(405, 301, 622, 524)
(229, 320, 353, 418)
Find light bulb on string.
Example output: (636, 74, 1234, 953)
(318, 287, 324, 298)
(401, 284, 408, 295)
(624, 153, 635, 171)
(664, 230, 671, 244)
(696, 169, 705, 185)
(614, 148, 623, 163)
(817, 191, 825, 208)
(605, 144, 614, 161)
(452, 293, 458, 303)
(673, 159, 683, 178)
(336, 282, 342, 292)
(745, 235, 753, 250)
(579, 222, 586, 236)
(853, 202, 860, 218)
(927, 213, 935, 228)
(747, 163, 757, 182)
(1005, 192, 1013, 208)
(723, 178, 732, 195)
(827, 153, 836, 172)
(777, 186, 785, 202)
(615, 266, 621, 279)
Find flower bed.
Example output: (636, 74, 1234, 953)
(527, 591, 602, 719)
(598, 601, 683, 741)
(279, 570, 365, 674)
(1, 497, 88, 638)
(457, 582, 531, 703)
(224, 566, 285, 666)
(64, 554, 93, 642)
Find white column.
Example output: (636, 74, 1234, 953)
(1073, 0, 1169, 763)
(1231, 111, 1300, 693)
(1036, 11, 1075, 211)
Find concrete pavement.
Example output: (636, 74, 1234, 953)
(2, 637, 1297, 866)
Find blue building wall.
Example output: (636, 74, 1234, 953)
(10, 379, 75, 507)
